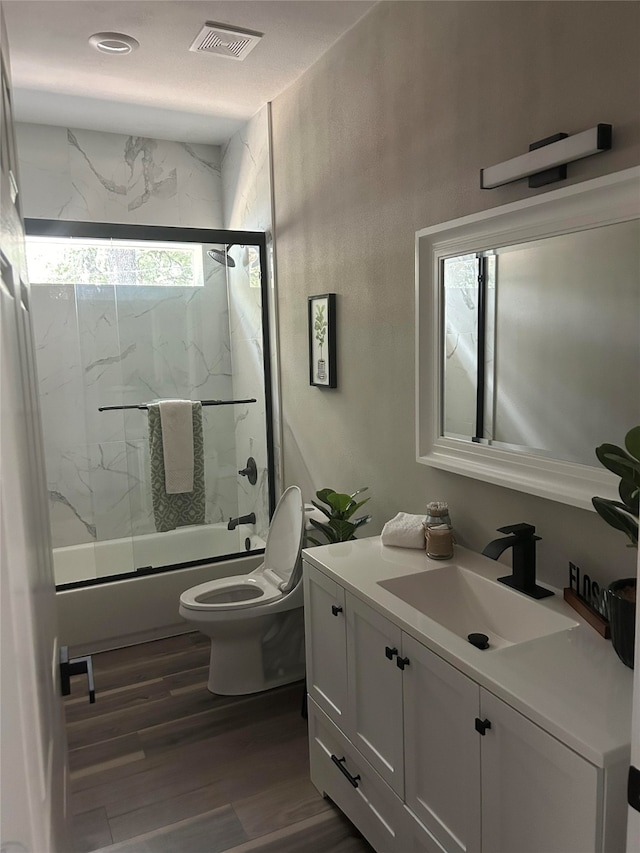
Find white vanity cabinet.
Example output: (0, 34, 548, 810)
(478, 690, 601, 853)
(401, 632, 481, 853)
(304, 565, 348, 724)
(303, 559, 622, 853)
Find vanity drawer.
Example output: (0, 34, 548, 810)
(308, 698, 405, 853)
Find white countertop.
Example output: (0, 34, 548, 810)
(302, 536, 633, 769)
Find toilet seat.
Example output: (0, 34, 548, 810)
(179, 486, 304, 614)
(179, 566, 284, 612)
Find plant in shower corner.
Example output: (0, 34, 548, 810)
(306, 488, 372, 545)
(592, 425, 640, 547)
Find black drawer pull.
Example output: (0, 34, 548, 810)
(331, 604, 343, 616)
(385, 646, 398, 660)
(331, 754, 361, 788)
(396, 656, 410, 670)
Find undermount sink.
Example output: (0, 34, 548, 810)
(378, 565, 578, 651)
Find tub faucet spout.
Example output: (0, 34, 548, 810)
(227, 513, 256, 531)
(482, 523, 553, 600)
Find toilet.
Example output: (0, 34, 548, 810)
(179, 485, 305, 695)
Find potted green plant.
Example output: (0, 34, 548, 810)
(592, 425, 639, 668)
(306, 487, 372, 545)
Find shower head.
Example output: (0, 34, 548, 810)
(207, 247, 236, 268)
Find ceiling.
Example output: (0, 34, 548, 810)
(3, 0, 376, 145)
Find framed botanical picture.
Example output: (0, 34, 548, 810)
(308, 293, 337, 387)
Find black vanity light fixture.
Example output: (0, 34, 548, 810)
(480, 124, 613, 190)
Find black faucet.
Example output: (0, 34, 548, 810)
(227, 513, 256, 531)
(482, 523, 553, 600)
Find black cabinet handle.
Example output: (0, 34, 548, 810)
(331, 604, 343, 616)
(475, 717, 492, 735)
(331, 754, 361, 788)
(385, 646, 398, 660)
(396, 656, 410, 670)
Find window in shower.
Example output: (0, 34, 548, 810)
(25, 220, 275, 589)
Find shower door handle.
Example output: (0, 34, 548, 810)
(60, 646, 95, 703)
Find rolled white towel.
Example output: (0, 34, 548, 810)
(381, 512, 426, 549)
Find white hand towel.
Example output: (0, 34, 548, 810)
(158, 400, 194, 494)
(381, 512, 426, 549)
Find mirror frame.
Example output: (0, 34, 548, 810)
(415, 166, 640, 510)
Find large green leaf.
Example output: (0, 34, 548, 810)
(625, 426, 640, 463)
(308, 518, 339, 542)
(619, 480, 640, 515)
(328, 518, 357, 540)
(595, 443, 640, 486)
(349, 487, 369, 500)
(326, 492, 354, 515)
(315, 488, 337, 507)
(342, 497, 370, 521)
(310, 500, 331, 519)
(592, 496, 638, 546)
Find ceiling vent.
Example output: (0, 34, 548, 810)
(189, 22, 263, 61)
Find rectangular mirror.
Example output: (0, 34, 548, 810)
(416, 167, 640, 509)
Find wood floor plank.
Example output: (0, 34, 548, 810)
(138, 682, 305, 757)
(93, 805, 247, 853)
(90, 633, 207, 673)
(108, 777, 240, 843)
(68, 732, 144, 774)
(69, 691, 304, 797)
(66, 637, 367, 853)
(232, 776, 331, 839)
(72, 709, 309, 818)
(72, 807, 113, 853)
(163, 665, 209, 692)
(66, 685, 230, 750)
(65, 679, 170, 724)
(85, 646, 212, 694)
(220, 807, 374, 853)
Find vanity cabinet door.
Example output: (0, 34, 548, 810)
(346, 593, 404, 796)
(402, 633, 481, 853)
(480, 689, 600, 853)
(303, 562, 348, 728)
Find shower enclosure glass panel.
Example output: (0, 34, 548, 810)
(26, 222, 274, 588)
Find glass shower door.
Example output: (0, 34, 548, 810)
(27, 226, 273, 587)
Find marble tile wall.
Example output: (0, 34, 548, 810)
(30, 252, 239, 552)
(16, 123, 224, 228)
(20, 119, 276, 561)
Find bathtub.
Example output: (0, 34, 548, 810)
(55, 523, 265, 654)
(53, 522, 264, 586)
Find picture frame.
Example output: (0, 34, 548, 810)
(308, 293, 337, 388)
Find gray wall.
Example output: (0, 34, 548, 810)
(270, 1, 640, 588)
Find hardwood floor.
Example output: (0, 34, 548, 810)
(65, 633, 373, 853)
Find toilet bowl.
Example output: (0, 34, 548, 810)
(179, 485, 305, 695)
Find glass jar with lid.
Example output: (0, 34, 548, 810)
(424, 501, 454, 560)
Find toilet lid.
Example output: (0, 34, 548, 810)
(264, 485, 304, 593)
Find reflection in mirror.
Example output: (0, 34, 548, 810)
(417, 167, 640, 508)
(442, 220, 640, 466)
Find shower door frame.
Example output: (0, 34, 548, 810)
(26, 218, 276, 589)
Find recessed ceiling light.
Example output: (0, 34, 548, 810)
(89, 32, 139, 55)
